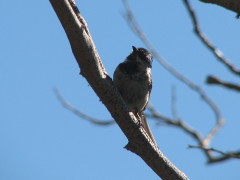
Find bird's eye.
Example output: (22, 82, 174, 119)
(139, 52, 149, 61)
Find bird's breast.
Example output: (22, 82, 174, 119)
(114, 67, 151, 112)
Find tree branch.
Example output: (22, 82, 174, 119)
(53, 88, 115, 125)
(188, 145, 240, 163)
(146, 105, 203, 144)
(206, 76, 240, 92)
(50, 0, 188, 179)
(199, 0, 240, 17)
(183, 0, 240, 76)
(171, 86, 178, 119)
(147, 105, 239, 164)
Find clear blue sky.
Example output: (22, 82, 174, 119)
(1, 0, 240, 179)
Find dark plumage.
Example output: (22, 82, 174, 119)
(113, 46, 156, 145)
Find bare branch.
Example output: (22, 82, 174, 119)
(203, 119, 225, 147)
(147, 105, 239, 164)
(206, 76, 240, 92)
(50, 0, 188, 179)
(199, 0, 240, 17)
(171, 85, 178, 119)
(53, 88, 115, 125)
(183, 0, 240, 76)
(146, 105, 215, 161)
(146, 105, 203, 144)
(188, 145, 240, 163)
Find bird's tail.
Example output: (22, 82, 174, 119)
(140, 113, 157, 145)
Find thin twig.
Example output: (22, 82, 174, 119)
(147, 105, 239, 164)
(146, 104, 203, 143)
(203, 119, 224, 147)
(147, 105, 218, 162)
(171, 85, 178, 119)
(188, 145, 240, 163)
(53, 88, 115, 126)
(183, 0, 240, 76)
(206, 76, 240, 92)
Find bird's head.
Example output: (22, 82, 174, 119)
(127, 46, 153, 68)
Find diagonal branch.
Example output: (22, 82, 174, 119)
(50, 0, 188, 179)
(183, 0, 240, 76)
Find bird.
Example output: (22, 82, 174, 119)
(113, 46, 157, 145)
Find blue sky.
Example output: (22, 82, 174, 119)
(1, 0, 240, 179)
